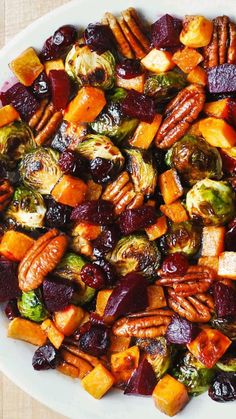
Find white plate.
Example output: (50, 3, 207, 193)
(0, 0, 236, 417)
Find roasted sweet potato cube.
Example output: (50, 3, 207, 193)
(81, 363, 115, 399)
(180, 15, 213, 48)
(72, 222, 101, 241)
(173, 47, 203, 73)
(111, 346, 140, 385)
(187, 66, 207, 86)
(57, 361, 80, 379)
(201, 226, 225, 257)
(160, 201, 189, 223)
(0, 105, 20, 128)
(10, 47, 44, 86)
(41, 319, 64, 349)
(204, 99, 231, 121)
(54, 305, 85, 336)
(152, 374, 189, 417)
(129, 114, 162, 149)
(159, 169, 183, 205)
(198, 256, 219, 274)
(0, 231, 34, 262)
(51, 175, 87, 207)
(199, 117, 236, 148)
(8, 318, 47, 346)
(141, 49, 175, 73)
(109, 335, 131, 353)
(44, 59, 65, 75)
(218, 252, 236, 279)
(64, 86, 106, 124)
(147, 285, 166, 310)
(85, 179, 102, 201)
(187, 120, 202, 136)
(187, 328, 231, 368)
(145, 215, 168, 240)
(116, 73, 145, 93)
(96, 289, 113, 316)
(61, 350, 93, 378)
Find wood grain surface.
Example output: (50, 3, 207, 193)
(0, 3, 70, 418)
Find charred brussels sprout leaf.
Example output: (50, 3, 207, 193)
(172, 352, 215, 396)
(125, 147, 158, 197)
(166, 135, 223, 185)
(108, 234, 161, 279)
(19, 147, 62, 195)
(186, 179, 235, 226)
(0, 121, 35, 163)
(211, 316, 236, 340)
(17, 290, 48, 323)
(65, 45, 115, 90)
(144, 70, 186, 101)
(217, 351, 236, 372)
(160, 220, 201, 256)
(51, 120, 88, 153)
(5, 186, 46, 229)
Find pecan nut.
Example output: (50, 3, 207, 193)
(62, 343, 107, 367)
(112, 309, 173, 338)
(155, 84, 205, 149)
(156, 265, 216, 297)
(29, 100, 63, 146)
(168, 288, 214, 323)
(19, 229, 68, 292)
(0, 179, 13, 211)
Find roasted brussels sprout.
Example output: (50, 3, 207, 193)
(65, 44, 115, 90)
(125, 148, 158, 196)
(54, 252, 95, 305)
(144, 70, 186, 101)
(17, 290, 48, 323)
(51, 120, 88, 152)
(172, 351, 215, 396)
(0, 121, 35, 163)
(166, 135, 223, 185)
(217, 352, 236, 372)
(5, 186, 46, 229)
(160, 220, 201, 256)
(108, 234, 161, 279)
(211, 316, 236, 340)
(186, 179, 235, 226)
(19, 147, 62, 195)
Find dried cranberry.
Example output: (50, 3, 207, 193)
(31, 71, 50, 99)
(116, 59, 143, 79)
(119, 206, 157, 235)
(151, 14, 182, 48)
(76, 321, 110, 356)
(71, 200, 115, 225)
(45, 198, 71, 228)
(122, 90, 156, 123)
(80, 263, 105, 290)
(89, 312, 107, 326)
(49, 70, 70, 110)
(42, 277, 74, 312)
(32, 343, 61, 371)
(209, 372, 236, 402)
(4, 299, 20, 320)
(0, 259, 20, 302)
(53, 25, 77, 47)
(162, 253, 189, 276)
(1, 83, 39, 121)
(213, 282, 236, 317)
(84, 23, 115, 53)
(89, 157, 118, 184)
(93, 226, 120, 257)
(58, 150, 85, 177)
(153, 148, 168, 174)
(225, 218, 236, 251)
(124, 358, 157, 395)
(94, 259, 118, 287)
(166, 314, 199, 344)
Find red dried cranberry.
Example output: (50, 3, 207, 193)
(90, 157, 118, 184)
(76, 321, 109, 356)
(53, 25, 77, 47)
(116, 59, 143, 79)
(45, 198, 71, 228)
(80, 263, 105, 290)
(124, 358, 157, 395)
(209, 372, 236, 402)
(0, 259, 20, 302)
(153, 148, 168, 174)
(49, 70, 70, 110)
(121, 90, 156, 123)
(1, 83, 39, 121)
(84, 23, 115, 53)
(31, 71, 50, 99)
(225, 218, 236, 251)
(166, 314, 199, 344)
(151, 14, 182, 48)
(71, 200, 115, 225)
(213, 282, 236, 317)
(5, 299, 20, 320)
(162, 253, 189, 276)
(119, 206, 157, 235)
(42, 277, 74, 312)
(93, 226, 120, 257)
(32, 343, 61, 370)
(94, 259, 118, 287)
(58, 150, 87, 177)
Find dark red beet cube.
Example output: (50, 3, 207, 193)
(213, 282, 236, 317)
(166, 314, 198, 344)
(124, 358, 157, 395)
(49, 70, 70, 111)
(42, 277, 74, 312)
(71, 200, 115, 225)
(119, 206, 157, 235)
(207, 64, 236, 93)
(1, 83, 39, 121)
(151, 14, 182, 48)
(121, 90, 156, 123)
(0, 259, 20, 302)
(220, 149, 236, 175)
(104, 272, 148, 319)
(225, 218, 236, 251)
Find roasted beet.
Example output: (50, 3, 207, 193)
(41, 25, 77, 61)
(76, 321, 109, 356)
(42, 277, 74, 312)
(208, 64, 236, 93)
(209, 372, 236, 402)
(80, 263, 105, 290)
(45, 198, 72, 228)
(93, 226, 120, 257)
(213, 282, 236, 317)
(220, 149, 236, 175)
(104, 272, 148, 319)
(119, 206, 157, 235)
(225, 218, 236, 251)
(124, 358, 157, 395)
(151, 14, 182, 48)
(32, 343, 61, 370)
(84, 23, 115, 53)
(121, 90, 156, 123)
(71, 200, 115, 225)
(93, 259, 118, 287)
(166, 314, 198, 344)
(89, 157, 118, 184)
(31, 71, 50, 99)
(49, 70, 70, 110)
(1, 83, 39, 121)
(4, 299, 20, 320)
(161, 253, 189, 276)
(116, 59, 143, 79)
(0, 259, 20, 302)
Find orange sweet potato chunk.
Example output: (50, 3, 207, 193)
(64, 87, 106, 124)
(218, 252, 236, 279)
(201, 226, 225, 257)
(57, 361, 80, 379)
(111, 346, 140, 385)
(159, 169, 183, 205)
(145, 215, 168, 240)
(51, 175, 87, 207)
(96, 289, 113, 316)
(44, 59, 65, 75)
(81, 363, 115, 399)
(180, 15, 213, 48)
(141, 49, 175, 73)
(153, 374, 189, 417)
(0, 231, 34, 262)
(198, 256, 219, 274)
(0, 105, 20, 128)
(187, 65, 207, 85)
(72, 222, 101, 241)
(8, 318, 47, 346)
(160, 201, 189, 223)
(129, 114, 162, 149)
(41, 319, 64, 349)
(173, 47, 203, 73)
(10, 47, 44, 86)
(147, 285, 166, 310)
(109, 335, 131, 353)
(204, 99, 231, 120)
(199, 117, 236, 148)
(116, 73, 145, 93)
(61, 350, 93, 379)
(54, 305, 85, 336)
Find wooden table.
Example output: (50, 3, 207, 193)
(0, 2, 69, 417)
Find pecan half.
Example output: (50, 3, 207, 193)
(29, 100, 63, 146)
(0, 179, 13, 212)
(62, 343, 107, 367)
(18, 229, 68, 292)
(156, 265, 216, 297)
(112, 309, 173, 338)
(168, 288, 214, 323)
(155, 84, 205, 149)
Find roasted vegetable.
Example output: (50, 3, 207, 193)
(211, 316, 236, 340)
(0, 230, 34, 262)
(217, 350, 236, 372)
(51, 121, 87, 153)
(141, 49, 175, 73)
(19, 147, 62, 195)
(146, 343, 172, 380)
(8, 318, 47, 346)
(180, 15, 213, 48)
(165, 135, 222, 185)
(81, 363, 115, 399)
(125, 148, 157, 196)
(51, 174, 87, 207)
(5, 186, 46, 229)
(144, 70, 186, 101)
(0, 121, 34, 163)
(108, 234, 161, 279)
(0, 105, 20, 129)
(153, 374, 189, 417)
(186, 179, 235, 226)
(17, 290, 48, 323)
(172, 351, 215, 396)
(160, 220, 201, 256)
(64, 86, 106, 124)
(65, 45, 115, 90)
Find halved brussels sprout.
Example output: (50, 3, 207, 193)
(0, 121, 35, 163)
(17, 290, 48, 323)
(217, 352, 236, 372)
(19, 147, 62, 195)
(51, 120, 88, 152)
(54, 252, 95, 305)
(186, 179, 235, 226)
(108, 234, 161, 279)
(147, 350, 171, 380)
(211, 316, 236, 340)
(5, 186, 46, 229)
(65, 44, 115, 90)
(166, 135, 223, 185)
(172, 351, 215, 396)
(125, 147, 158, 196)
(144, 70, 187, 101)
(160, 220, 201, 256)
